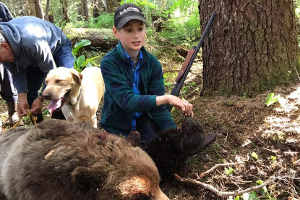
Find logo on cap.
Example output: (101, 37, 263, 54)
(119, 7, 141, 16)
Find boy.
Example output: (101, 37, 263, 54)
(100, 3, 195, 146)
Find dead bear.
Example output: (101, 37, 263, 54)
(0, 119, 169, 200)
(145, 116, 209, 180)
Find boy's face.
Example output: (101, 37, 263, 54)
(113, 19, 146, 53)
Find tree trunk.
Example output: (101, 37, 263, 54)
(199, 0, 300, 97)
(24, 0, 36, 16)
(82, 0, 89, 21)
(45, 0, 50, 21)
(77, 2, 82, 21)
(35, 0, 44, 19)
(102, 0, 108, 12)
(63, 28, 118, 51)
(106, 0, 120, 13)
(60, 0, 70, 22)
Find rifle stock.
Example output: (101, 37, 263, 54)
(167, 12, 216, 112)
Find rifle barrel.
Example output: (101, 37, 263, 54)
(167, 12, 216, 112)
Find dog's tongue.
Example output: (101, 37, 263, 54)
(47, 99, 63, 113)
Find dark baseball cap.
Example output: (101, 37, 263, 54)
(114, 3, 147, 30)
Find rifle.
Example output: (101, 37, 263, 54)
(167, 12, 216, 112)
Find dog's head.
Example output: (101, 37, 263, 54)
(42, 67, 83, 113)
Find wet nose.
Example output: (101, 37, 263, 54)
(42, 92, 51, 100)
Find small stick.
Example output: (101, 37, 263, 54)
(175, 174, 276, 197)
(198, 162, 244, 179)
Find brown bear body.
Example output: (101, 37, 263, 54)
(0, 120, 168, 200)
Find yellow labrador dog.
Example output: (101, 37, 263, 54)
(42, 67, 104, 128)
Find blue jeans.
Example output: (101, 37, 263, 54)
(26, 39, 74, 105)
(0, 64, 18, 103)
(136, 115, 162, 146)
(108, 115, 162, 147)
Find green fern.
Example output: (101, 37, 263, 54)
(265, 93, 280, 107)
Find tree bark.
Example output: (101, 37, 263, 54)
(35, 0, 44, 19)
(106, 0, 120, 13)
(24, 0, 36, 16)
(45, 0, 50, 21)
(60, 0, 70, 22)
(82, 0, 89, 21)
(199, 0, 300, 97)
(63, 28, 118, 51)
(77, 2, 82, 21)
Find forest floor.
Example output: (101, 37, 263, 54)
(0, 49, 299, 200)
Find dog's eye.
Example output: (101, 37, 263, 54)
(55, 80, 61, 84)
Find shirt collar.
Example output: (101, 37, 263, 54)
(123, 48, 143, 66)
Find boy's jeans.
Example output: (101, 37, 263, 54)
(136, 115, 162, 146)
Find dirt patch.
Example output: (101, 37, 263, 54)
(161, 82, 300, 199)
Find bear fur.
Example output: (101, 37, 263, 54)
(145, 116, 205, 179)
(0, 119, 168, 200)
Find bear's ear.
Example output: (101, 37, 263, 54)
(117, 176, 150, 197)
(71, 166, 104, 190)
(126, 130, 141, 147)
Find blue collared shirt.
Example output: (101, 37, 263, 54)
(123, 49, 144, 130)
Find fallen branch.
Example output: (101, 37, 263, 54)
(198, 162, 244, 179)
(294, 66, 300, 82)
(175, 174, 276, 197)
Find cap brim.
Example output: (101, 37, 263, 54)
(116, 16, 147, 29)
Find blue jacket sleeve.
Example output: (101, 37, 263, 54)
(3, 63, 28, 93)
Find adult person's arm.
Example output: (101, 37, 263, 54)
(3, 63, 30, 117)
(17, 93, 29, 117)
(23, 40, 56, 116)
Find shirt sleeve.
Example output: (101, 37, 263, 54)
(3, 63, 28, 93)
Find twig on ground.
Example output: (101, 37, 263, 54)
(294, 66, 300, 82)
(175, 174, 277, 197)
(197, 162, 244, 179)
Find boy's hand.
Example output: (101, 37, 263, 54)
(156, 95, 194, 117)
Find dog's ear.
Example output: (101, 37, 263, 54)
(70, 69, 83, 86)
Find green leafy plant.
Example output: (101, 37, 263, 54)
(225, 167, 234, 176)
(242, 92, 247, 100)
(265, 93, 280, 107)
(72, 39, 100, 72)
(251, 152, 258, 160)
(256, 180, 271, 199)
